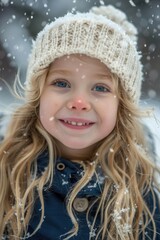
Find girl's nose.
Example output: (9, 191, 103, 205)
(67, 98, 91, 111)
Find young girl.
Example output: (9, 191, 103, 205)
(0, 5, 159, 240)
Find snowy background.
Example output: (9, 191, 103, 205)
(0, 0, 159, 164)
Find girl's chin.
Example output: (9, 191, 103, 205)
(58, 142, 96, 159)
(61, 142, 94, 150)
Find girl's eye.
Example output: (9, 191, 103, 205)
(52, 79, 70, 88)
(92, 84, 110, 93)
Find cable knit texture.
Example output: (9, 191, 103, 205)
(26, 5, 143, 103)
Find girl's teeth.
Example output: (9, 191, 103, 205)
(77, 122, 83, 126)
(63, 120, 89, 126)
(71, 121, 77, 126)
(70, 121, 83, 126)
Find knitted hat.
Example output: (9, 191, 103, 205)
(26, 5, 143, 103)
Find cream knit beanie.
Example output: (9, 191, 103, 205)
(26, 5, 143, 103)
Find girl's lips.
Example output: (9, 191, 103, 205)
(59, 118, 95, 129)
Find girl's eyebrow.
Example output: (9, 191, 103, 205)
(48, 69, 72, 76)
(94, 73, 112, 79)
(46, 69, 72, 83)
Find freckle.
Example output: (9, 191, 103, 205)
(49, 116, 55, 121)
(76, 68, 79, 72)
(79, 63, 83, 67)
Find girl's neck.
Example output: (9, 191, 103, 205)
(56, 141, 96, 162)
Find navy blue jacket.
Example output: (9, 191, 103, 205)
(27, 152, 160, 239)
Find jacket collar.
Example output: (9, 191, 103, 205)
(37, 151, 105, 198)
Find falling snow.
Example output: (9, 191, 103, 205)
(124, 188, 129, 194)
(81, 75, 86, 79)
(99, 0, 105, 6)
(49, 116, 55, 121)
(110, 148, 114, 153)
(129, 0, 136, 7)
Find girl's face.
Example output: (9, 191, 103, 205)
(39, 54, 118, 159)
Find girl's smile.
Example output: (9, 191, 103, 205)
(58, 117, 95, 130)
(39, 54, 118, 158)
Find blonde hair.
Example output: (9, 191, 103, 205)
(0, 68, 159, 240)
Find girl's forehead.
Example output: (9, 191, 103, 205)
(49, 54, 111, 75)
